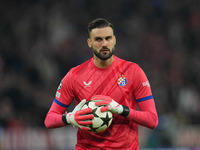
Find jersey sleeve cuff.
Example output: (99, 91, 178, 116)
(120, 105, 130, 117)
(62, 114, 69, 125)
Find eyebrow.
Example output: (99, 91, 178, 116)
(94, 36, 112, 40)
(94, 37, 102, 40)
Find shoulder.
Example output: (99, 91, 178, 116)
(68, 59, 92, 76)
(115, 56, 141, 70)
(61, 59, 91, 83)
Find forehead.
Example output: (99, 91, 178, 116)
(90, 27, 114, 38)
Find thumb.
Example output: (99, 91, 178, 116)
(73, 99, 86, 112)
(78, 99, 86, 108)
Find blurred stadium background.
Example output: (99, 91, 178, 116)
(0, 0, 200, 149)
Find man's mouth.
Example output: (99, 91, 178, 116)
(101, 48, 110, 53)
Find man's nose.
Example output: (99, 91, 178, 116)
(102, 39, 108, 46)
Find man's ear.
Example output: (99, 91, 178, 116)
(114, 35, 116, 45)
(87, 38, 91, 48)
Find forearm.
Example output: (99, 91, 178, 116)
(44, 102, 67, 129)
(44, 99, 93, 130)
(127, 108, 158, 129)
(45, 111, 65, 129)
(127, 99, 158, 129)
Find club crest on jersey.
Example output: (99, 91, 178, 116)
(118, 75, 127, 86)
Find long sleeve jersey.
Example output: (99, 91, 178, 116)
(45, 56, 158, 150)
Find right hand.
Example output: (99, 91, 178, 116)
(92, 95, 123, 114)
(66, 99, 94, 130)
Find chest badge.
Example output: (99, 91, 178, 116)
(118, 75, 127, 86)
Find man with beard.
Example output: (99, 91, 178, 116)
(44, 18, 158, 150)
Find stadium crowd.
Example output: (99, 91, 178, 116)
(0, 0, 200, 148)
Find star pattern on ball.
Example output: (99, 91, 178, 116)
(81, 100, 113, 132)
(89, 124, 99, 132)
(100, 112, 112, 127)
(92, 108, 99, 117)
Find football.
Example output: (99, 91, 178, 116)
(81, 100, 113, 133)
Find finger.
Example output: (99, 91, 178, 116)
(95, 101, 109, 106)
(80, 126, 91, 130)
(100, 106, 110, 112)
(75, 99, 87, 111)
(78, 120, 93, 125)
(78, 114, 94, 120)
(79, 99, 86, 107)
(92, 95, 112, 102)
(92, 95, 102, 98)
(77, 108, 92, 115)
(91, 95, 105, 100)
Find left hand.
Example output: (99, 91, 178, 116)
(91, 95, 123, 114)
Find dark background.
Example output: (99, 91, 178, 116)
(0, 0, 200, 149)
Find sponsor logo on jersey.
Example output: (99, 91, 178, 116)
(118, 75, 127, 86)
(142, 81, 150, 87)
(83, 81, 92, 87)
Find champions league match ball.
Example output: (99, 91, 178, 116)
(81, 100, 113, 133)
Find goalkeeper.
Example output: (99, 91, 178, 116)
(44, 18, 158, 150)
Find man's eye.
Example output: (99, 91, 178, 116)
(95, 38, 102, 41)
(106, 37, 112, 40)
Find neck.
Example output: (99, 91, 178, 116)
(93, 55, 114, 68)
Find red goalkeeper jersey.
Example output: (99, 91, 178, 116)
(46, 55, 158, 150)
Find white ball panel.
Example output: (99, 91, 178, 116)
(95, 107, 107, 117)
(88, 101, 96, 109)
(96, 125, 107, 132)
(92, 117, 103, 128)
(81, 104, 89, 109)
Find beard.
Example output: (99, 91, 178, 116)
(92, 46, 115, 60)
